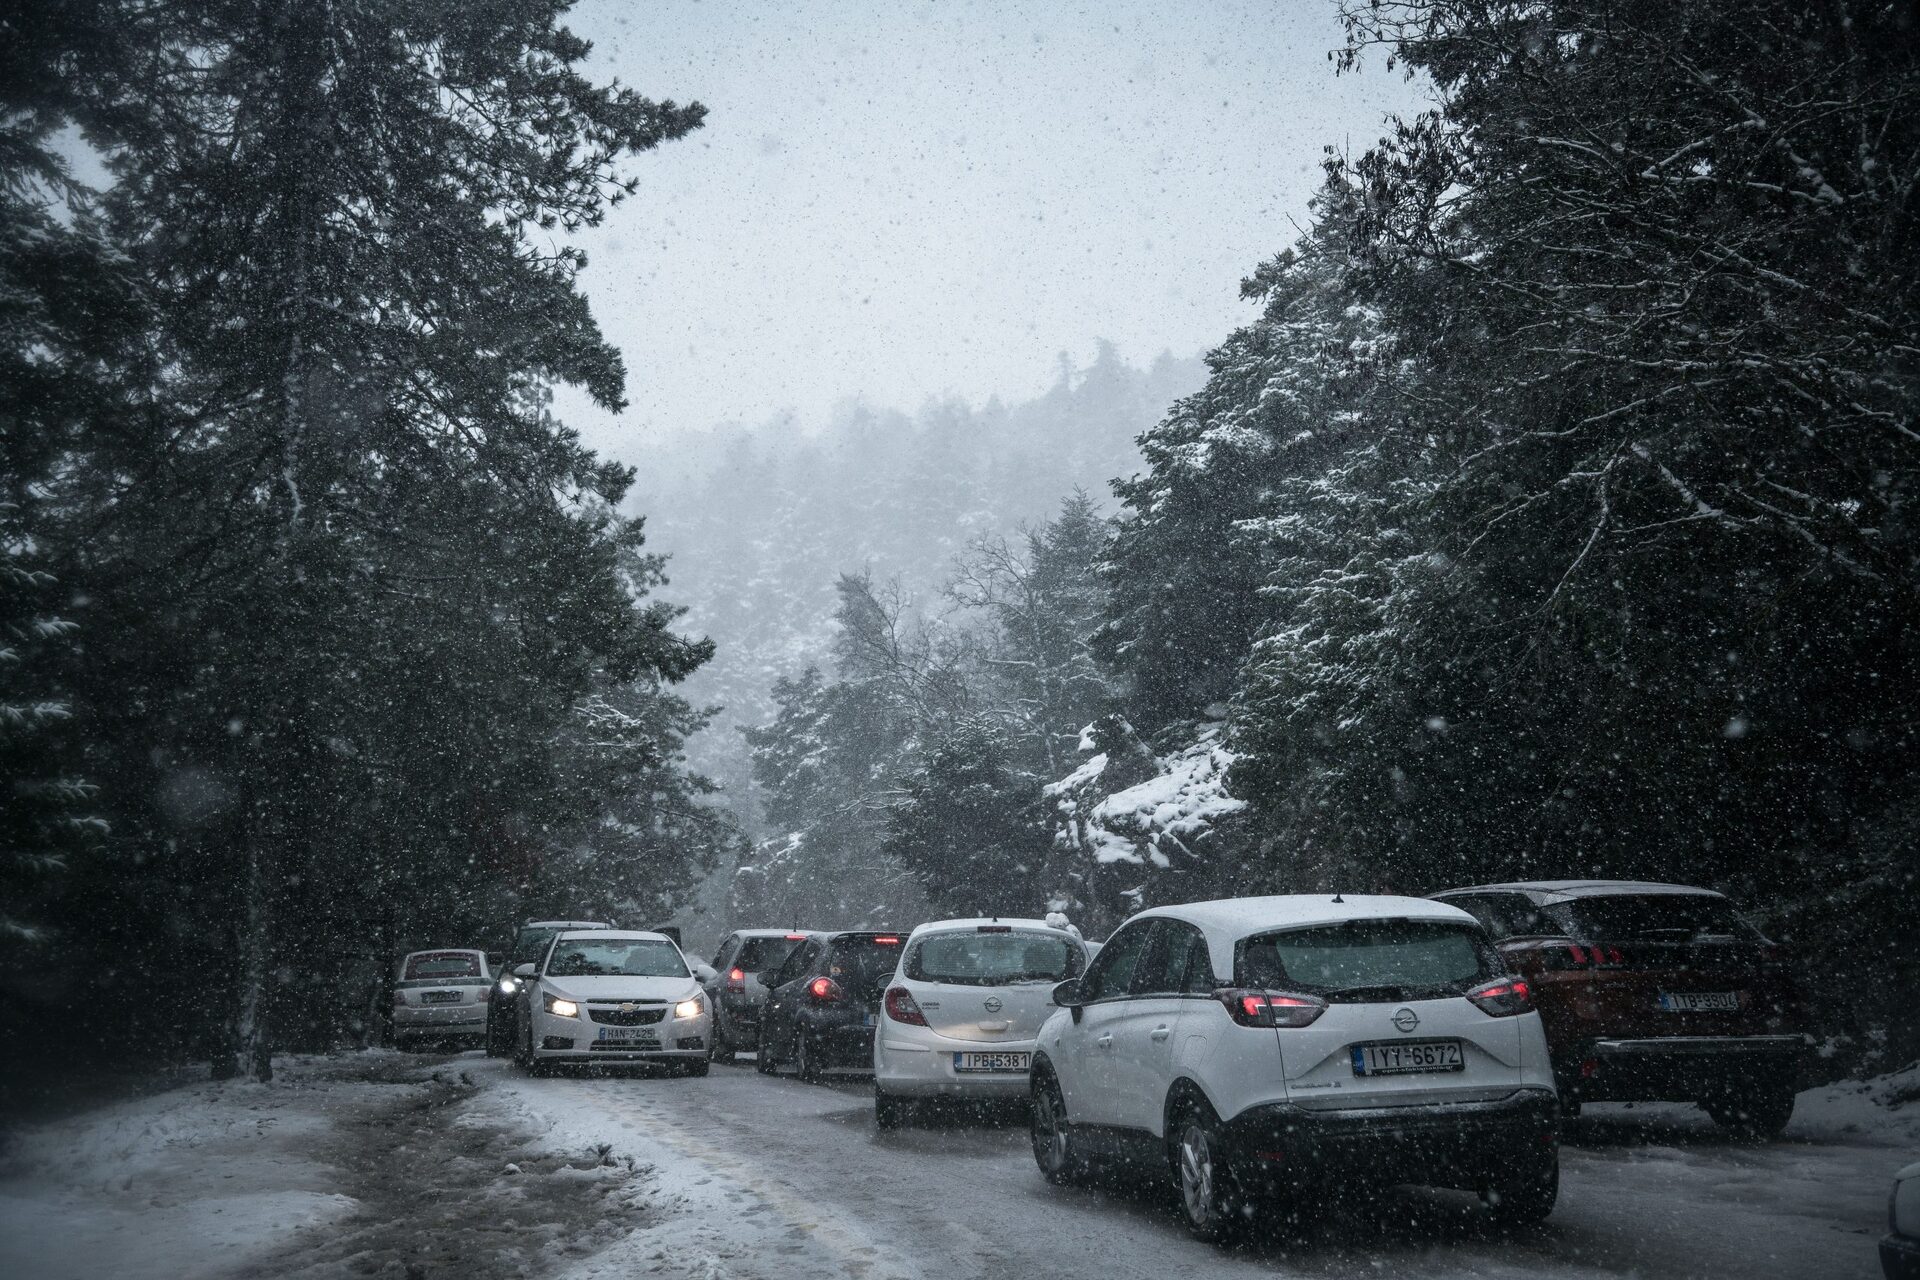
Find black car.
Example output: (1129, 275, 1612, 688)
(484, 918, 612, 1056)
(755, 930, 906, 1081)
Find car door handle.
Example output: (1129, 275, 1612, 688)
(1096, 1033, 1113, 1049)
(1149, 1025, 1171, 1042)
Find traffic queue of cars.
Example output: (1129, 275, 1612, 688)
(426, 877, 1812, 1246)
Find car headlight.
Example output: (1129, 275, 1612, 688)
(497, 978, 518, 995)
(674, 996, 705, 1020)
(545, 995, 579, 1018)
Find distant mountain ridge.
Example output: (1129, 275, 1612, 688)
(627, 342, 1206, 826)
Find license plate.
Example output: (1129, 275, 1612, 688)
(1351, 1040, 1464, 1076)
(421, 990, 461, 1004)
(953, 1051, 1030, 1073)
(1658, 991, 1740, 1012)
(595, 1027, 659, 1045)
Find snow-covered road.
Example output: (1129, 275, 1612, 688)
(479, 1056, 1905, 1280)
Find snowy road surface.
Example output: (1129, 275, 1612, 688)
(1, 1051, 1907, 1279)
(478, 1056, 1905, 1280)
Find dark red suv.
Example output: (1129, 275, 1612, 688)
(1431, 880, 1806, 1136)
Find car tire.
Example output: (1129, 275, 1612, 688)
(795, 1032, 822, 1083)
(1482, 1154, 1558, 1228)
(875, 1090, 909, 1130)
(712, 1020, 736, 1065)
(755, 1039, 777, 1074)
(485, 1009, 513, 1058)
(1029, 1070, 1089, 1186)
(1171, 1099, 1241, 1243)
(1703, 1083, 1795, 1138)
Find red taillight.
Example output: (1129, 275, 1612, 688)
(807, 976, 841, 1002)
(1467, 976, 1533, 1017)
(784, 933, 807, 941)
(1547, 941, 1626, 970)
(873, 936, 901, 945)
(1218, 989, 1327, 1029)
(726, 967, 746, 993)
(884, 985, 927, 1026)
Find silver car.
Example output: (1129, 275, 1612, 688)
(703, 929, 810, 1062)
(392, 949, 493, 1049)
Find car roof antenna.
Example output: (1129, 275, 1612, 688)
(1331, 892, 1345, 903)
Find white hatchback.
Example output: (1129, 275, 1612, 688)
(511, 930, 714, 1076)
(392, 949, 493, 1048)
(1029, 895, 1559, 1240)
(873, 918, 1092, 1127)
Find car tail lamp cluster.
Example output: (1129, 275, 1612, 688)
(807, 976, 842, 1002)
(873, 936, 901, 945)
(725, 967, 747, 993)
(1218, 989, 1327, 1028)
(884, 985, 928, 1026)
(1541, 942, 1628, 970)
(1466, 977, 1533, 1017)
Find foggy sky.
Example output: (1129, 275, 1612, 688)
(551, 1, 1429, 458)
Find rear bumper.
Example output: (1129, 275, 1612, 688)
(1883, 1232, 1920, 1280)
(1571, 1035, 1801, 1101)
(875, 1028, 1035, 1097)
(394, 1007, 486, 1031)
(1222, 1089, 1558, 1191)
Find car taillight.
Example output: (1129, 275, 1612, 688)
(1542, 941, 1625, 970)
(726, 967, 746, 993)
(1467, 976, 1533, 1017)
(1217, 989, 1327, 1029)
(884, 986, 927, 1026)
(784, 933, 808, 940)
(874, 936, 901, 945)
(807, 976, 841, 1002)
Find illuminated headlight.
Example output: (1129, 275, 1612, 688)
(497, 978, 518, 994)
(674, 997, 705, 1020)
(545, 995, 579, 1018)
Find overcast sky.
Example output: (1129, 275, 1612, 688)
(555, 0, 1427, 459)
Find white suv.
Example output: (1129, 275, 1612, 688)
(1029, 895, 1559, 1240)
(873, 917, 1092, 1127)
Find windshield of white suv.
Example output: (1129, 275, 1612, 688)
(1237, 919, 1496, 1001)
(905, 931, 1083, 986)
(545, 939, 687, 978)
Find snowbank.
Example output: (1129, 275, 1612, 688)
(0, 1055, 383, 1280)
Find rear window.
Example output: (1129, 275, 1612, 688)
(546, 939, 687, 978)
(405, 952, 482, 980)
(1236, 920, 1495, 1001)
(905, 931, 1084, 986)
(736, 936, 801, 973)
(826, 938, 905, 997)
(1545, 895, 1761, 942)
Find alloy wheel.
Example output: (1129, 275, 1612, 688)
(1178, 1122, 1216, 1228)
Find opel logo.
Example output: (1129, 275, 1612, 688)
(983, 996, 1003, 1014)
(1391, 1007, 1420, 1033)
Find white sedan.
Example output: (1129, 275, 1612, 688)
(872, 917, 1092, 1127)
(391, 949, 493, 1049)
(511, 930, 714, 1076)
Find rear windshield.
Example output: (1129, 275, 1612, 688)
(826, 938, 904, 997)
(1545, 895, 1761, 942)
(546, 939, 687, 979)
(1237, 920, 1496, 1001)
(905, 931, 1084, 986)
(405, 952, 482, 980)
(736, 936, 802, 973)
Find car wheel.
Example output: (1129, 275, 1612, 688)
(1029, 1071, 1089, 1186)
(755, 1035, 778, 1074)
(1482, 1154, 1558, 1228)
(875, 1090, 910, 1130)
(1703, 1083, 1795, 1138)
(712, 1020, 737, 1065)
(795, 1032, 822, 1083)
(485, 1009, 513, 1058)
(1172, 1100, 1240, 1243)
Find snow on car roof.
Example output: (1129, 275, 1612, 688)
(729, 927, 817, 938)
(906, 917, 1078, 938)
(554, 929, 676, 943)
(525, 919, 612, 929)
(402, 947, 484, 957)
(1439, 880, 1725, 901)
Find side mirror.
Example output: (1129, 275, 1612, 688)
(691, 962, 718, 986)
(1051, 979, 1083, 1008)
(512, 963, 536, 979)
